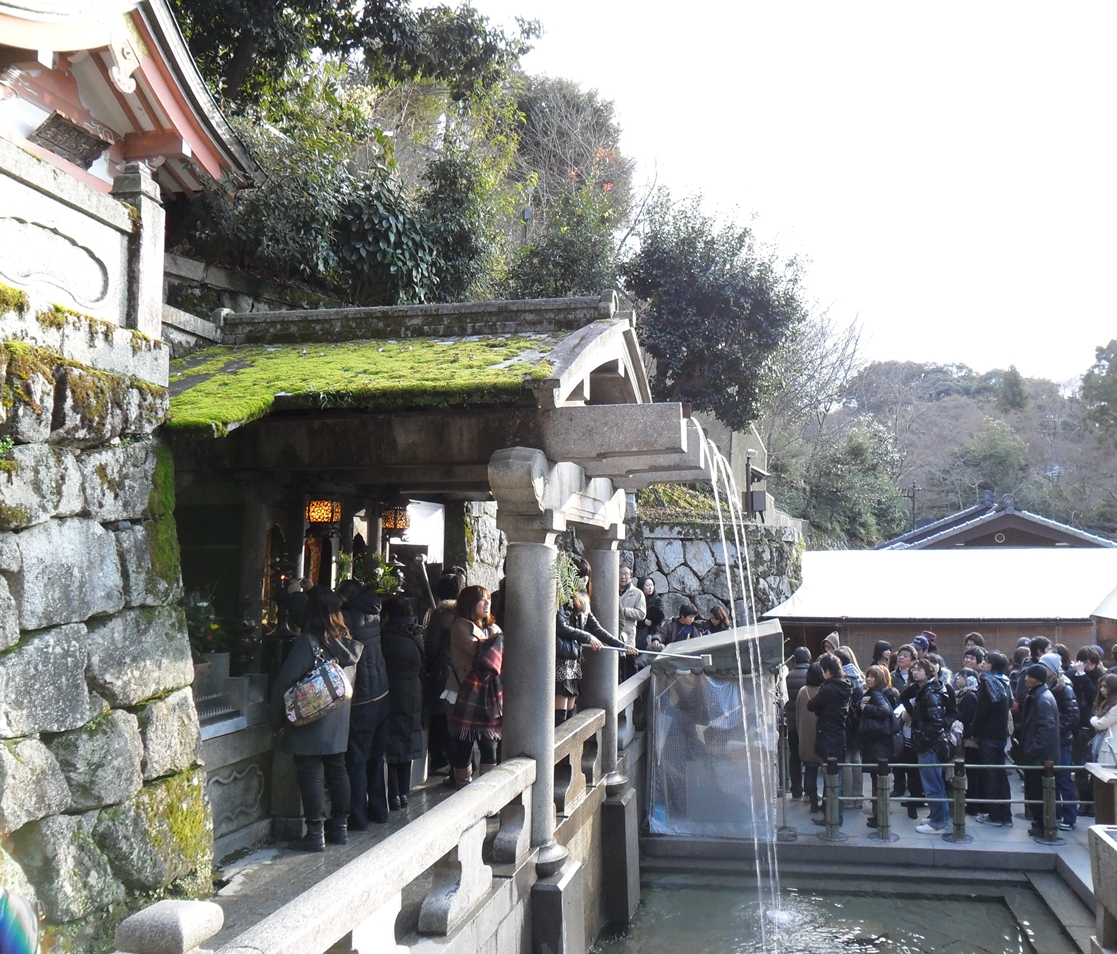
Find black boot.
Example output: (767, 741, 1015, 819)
(289, 821, 325, 853)
(325, 819, 348, 845)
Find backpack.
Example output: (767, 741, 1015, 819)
(846, 684, 863, 738)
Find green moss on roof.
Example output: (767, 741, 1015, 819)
(167, 335, 555, 438)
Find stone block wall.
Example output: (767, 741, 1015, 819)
(0, 291, 210, 950)
(623, 513, 803, 623)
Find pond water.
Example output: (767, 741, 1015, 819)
(593, 873, 1074, 954)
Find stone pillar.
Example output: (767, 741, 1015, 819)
(582, 533, 621, 781)
(110, 161, 165, 340)
(501, 539, 565, 873)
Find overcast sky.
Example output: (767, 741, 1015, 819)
(472, 0, 1117, 385)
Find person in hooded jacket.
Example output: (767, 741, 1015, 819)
(796, 663, 825, 812)
(1038, 651, 1079, 830)
(806, 654, 852, 825)
(337, 580, 390, 830)
(424, 571, 465, 775)
(785, 647, 811, 801)
(900, 657, 950, 833)
(1020, 662, 1060, 835)
(972, 651, 1013, 826)
(381, 596, 426, 810)
(271, 586, 363, 851)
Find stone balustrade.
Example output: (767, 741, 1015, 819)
(616, 668, 651, 754)
(211, 758, 536, 954)
(553, 709, 605, 817)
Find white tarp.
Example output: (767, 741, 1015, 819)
(765, 548, 1117, 621)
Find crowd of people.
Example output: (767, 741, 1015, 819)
(784, 629, 1117, 834)
(267, 562, 725, 851)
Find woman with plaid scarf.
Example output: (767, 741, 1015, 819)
(445, 585, 503, 790)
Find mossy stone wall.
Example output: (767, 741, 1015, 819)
(0, 286, 207, 953)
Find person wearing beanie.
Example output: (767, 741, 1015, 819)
(872, 641, 892, 667)
(1039, 652, 1065, 677)
(784, 647, 812, 800)
(920, 630, 939, 654)
(1020, 663, 1060, 834)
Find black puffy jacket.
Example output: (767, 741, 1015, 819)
(342, 589, 389, 704)
(902, 678, 946, 754)
(807, 676, 851, 761)
(1021, 682, 1060, 764)
(556, 605, 623, 661)
(1050, 674, 1080, 749)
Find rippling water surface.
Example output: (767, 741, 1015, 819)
(593, 879, 1052, 954)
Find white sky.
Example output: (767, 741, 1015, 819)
(472, 0, 1117, 384)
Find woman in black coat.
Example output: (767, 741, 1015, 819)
(270, 586, 363, 851)
(806, 654, 852, 825)
(555, 589, 634, 725)
(338, 580, 389, 830)
(380, 595, 426, 809)
(858, 664, 899, 829)
(635, 577, 665, 650)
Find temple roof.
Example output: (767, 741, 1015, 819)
(0, 0, 257, 193)
(167, 294, 650, 438)
(765, 548, 1117, 622)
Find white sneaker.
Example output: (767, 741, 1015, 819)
(975, 813, 989, 823)
(915, 822, 945, 834)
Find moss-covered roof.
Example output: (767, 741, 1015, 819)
(167, 334, 556, 438)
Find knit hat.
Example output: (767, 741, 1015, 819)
(1026, 663, 1051, 682)
(792, 647, 811, 664)
(1039, 652, 1063, 676)
(912, 635, 929, 651)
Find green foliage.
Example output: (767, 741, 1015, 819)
(171, 0, 538, 106)
(1083, 339, 1117, 442)
(997, 365, 1029, 412)
(354, 553, 403, 594)
(955, 417, 1028, 495)
(181, 589, 231, 654)
(505, 181, 618, 298)
(623, 192, 807, 431)
(785, 423, 908, 547)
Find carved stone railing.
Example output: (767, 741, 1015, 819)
(213, 758, 535, 954)
(616, 667, 651, 755)
(553, 708, 605, 817)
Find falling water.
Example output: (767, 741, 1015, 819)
(697, 420, 783, 952)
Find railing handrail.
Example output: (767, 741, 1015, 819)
(616, 667, 651, 711)
(214, 758, 535, 954)
(554, 708, 605, 761)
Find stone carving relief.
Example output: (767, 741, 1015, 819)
(0, 217, 110, 308)
(206, 762, 266, 836)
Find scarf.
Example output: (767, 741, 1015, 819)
(451, 634, 504, 741)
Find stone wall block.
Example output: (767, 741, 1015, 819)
(49, 365, 128, 446)
(94, 769, 213, 890)
(0, 622, 89, 737)
(54, 447, 84, 516)
(14, 812, 124, 922)
(0, 530, 20, 572)
(122, 384, 169, 437)
(135, 688, 202, 781)
(0, 845, 36, 902)
(0, 574, 18, 650)
(0, 739, 71, 832)
(665, 563, 700, 598)
(0, 443, 61, 529)
(2, 353, 54, 443)
(12, 517, 123, 630)
(683, 540, 715, 578)
(653, 539, 684, 573)
(79, 442, 156, 522)
(86, 606, 193, 707)
(115, 521, 182, 607)
(47, 710, 144, 811)
(701, 565, 731, 602)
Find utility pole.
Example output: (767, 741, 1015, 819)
(900, 481, 920, 531)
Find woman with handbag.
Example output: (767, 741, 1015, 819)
(859, 665, 899, 829)
(270, 586, 363, 852)
(446, 585, 503, 790)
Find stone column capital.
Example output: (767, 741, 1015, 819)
(578, 523, 624, 551)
